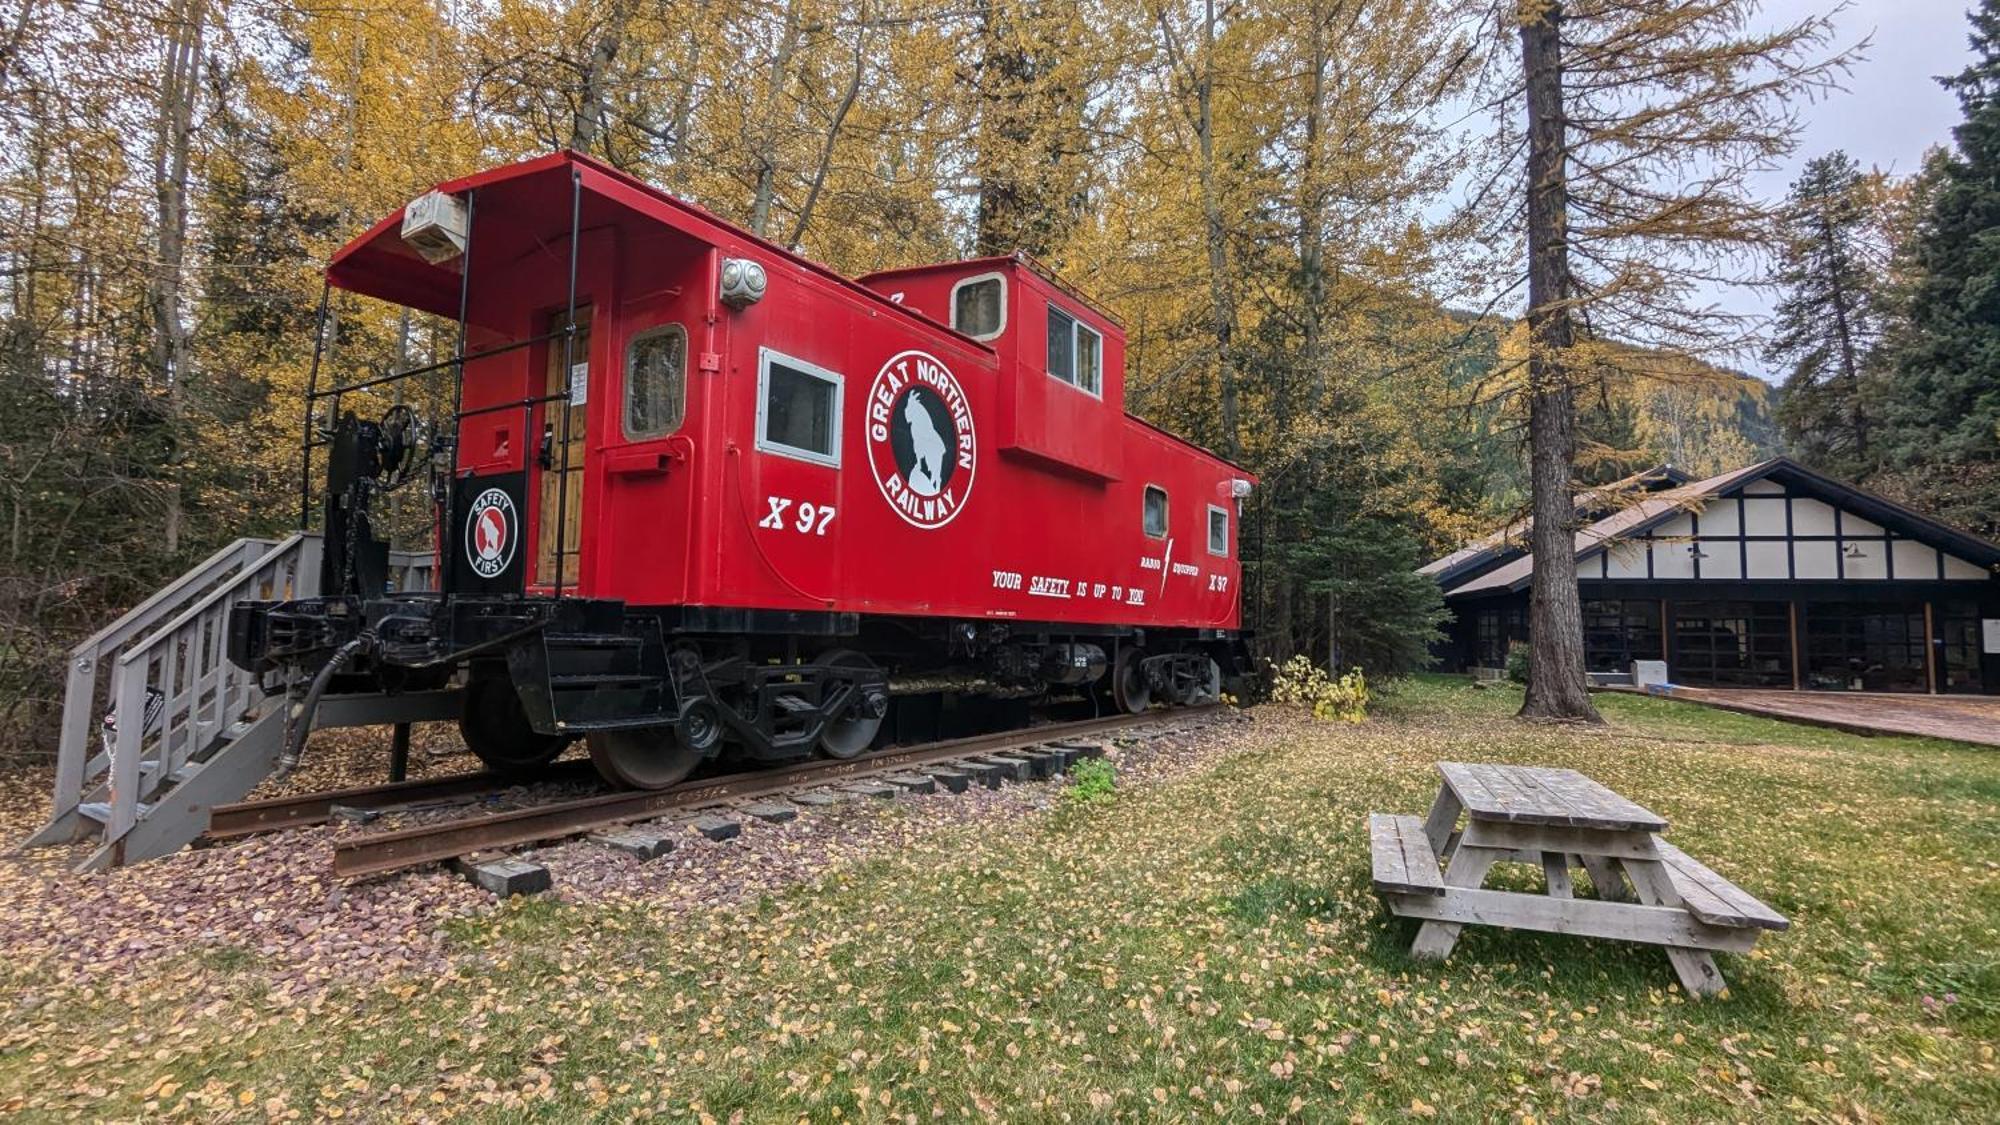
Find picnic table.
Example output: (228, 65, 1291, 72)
(1370, 762, 1788, 996)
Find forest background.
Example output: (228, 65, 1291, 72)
(0, 0, 1989, 760)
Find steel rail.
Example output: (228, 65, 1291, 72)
(206, 760, 600, 840)
(332, 707, 1216, 879)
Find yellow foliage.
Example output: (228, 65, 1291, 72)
(1267, 656, 1369, 723)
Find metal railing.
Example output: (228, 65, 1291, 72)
(33, 532, 435, 849)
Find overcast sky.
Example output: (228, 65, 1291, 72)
(1719, 0, 1977, 380)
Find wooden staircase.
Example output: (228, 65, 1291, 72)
(19, 533, 453, 870)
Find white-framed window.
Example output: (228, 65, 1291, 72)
(756, 347, 842, 467)
(1143, 484, 1168, 539)
(950, 272, 1007, 340)
(1046, 304, 1103, 396)
(623, 323, 688, 440)
(1207, 504, 1229, 557)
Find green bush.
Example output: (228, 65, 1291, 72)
(1505, 641, 1531, 684)
(1267, 655, 1369, 722)
(1064, 757, 1116, 804)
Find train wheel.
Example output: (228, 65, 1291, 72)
(460, 675, 566, 774)
(1112, 648, 1152, 714)
(587, 726, 705, 790)
(817, 648, 886, 759)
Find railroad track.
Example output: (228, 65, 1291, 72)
(331, 707, 1218, 880)
(206, 760, 600, 840)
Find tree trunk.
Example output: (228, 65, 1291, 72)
(1518, 1, 1600, 723)
(748, 0, 803, 238)
(786, 12, 868, 250)
(150, 0, 204, 557)
(1817, 212, 1869, 460)
(1194, 0, 1241, 460)
(570, 0, 633, 155)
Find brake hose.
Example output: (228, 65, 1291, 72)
(275, 634, 370, 778)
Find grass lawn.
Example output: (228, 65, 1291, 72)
(3, 676, 1996, 1121)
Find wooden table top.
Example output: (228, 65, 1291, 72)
(1437, 762, 1667, 833)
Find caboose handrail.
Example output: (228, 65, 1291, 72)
(307, 328, 567, 402)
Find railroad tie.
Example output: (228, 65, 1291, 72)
(920, 767, 972, 793)
(741, 802, 799, 824)
(965, 755, 1031, 782)
(884, 773, 938, 795)
(454, 852, 551, 897)
(589, 828, 676, 860)
(951, 759, 1008, 788)
(687, 814, 743, 841)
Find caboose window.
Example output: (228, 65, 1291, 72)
(624, 324, 688, 440)
(951, 273, 1006, 340)
(1207, 505, 1229, 557)
(1143, 485, 1168, 539)
(1046, 304, 1102, 396)
(756, 348, 842, 467)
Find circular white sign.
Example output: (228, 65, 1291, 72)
(464, 487, 518, 579)
(866, 350, 976, 529)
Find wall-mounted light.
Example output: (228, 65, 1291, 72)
(719, 257, 767, 307)
(1843, 543, 1867, 559)
(1687, 543, 1708, 560)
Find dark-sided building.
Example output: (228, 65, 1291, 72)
(1427, 458, 2000, 694)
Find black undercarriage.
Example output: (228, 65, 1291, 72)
(227, 591, 1249, 789)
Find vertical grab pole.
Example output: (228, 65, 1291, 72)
(554, 167, 582, 599)
(440, 188, 477, 596)
(299, 280, 332, 531)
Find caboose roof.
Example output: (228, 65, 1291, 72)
(324, 150, 980, 348)
(859, 252, 1127, 331)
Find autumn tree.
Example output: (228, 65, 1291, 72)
(1766, 152, 1889, 479)
(1498, 0, 1839, 721)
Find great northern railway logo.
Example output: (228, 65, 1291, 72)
(464, 486, 517, 578)
(866, 349, 976, 529)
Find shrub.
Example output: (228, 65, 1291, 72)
(1267, 655, 1369, 722)
(1505, 641, 1531, 684)
(1064, 757, 1116, 804)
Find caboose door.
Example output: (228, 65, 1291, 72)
(536, 306, 591, 586)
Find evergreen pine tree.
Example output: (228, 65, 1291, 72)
(1766, 152, 1885, 480)
(1880, 0, 2000, 533)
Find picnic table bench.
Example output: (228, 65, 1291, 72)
(1370, 762, 1788, 996)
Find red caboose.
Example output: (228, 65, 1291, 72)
(231, 151, 1254, 788)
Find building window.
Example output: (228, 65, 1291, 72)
(1473, 605, 1527, 668)
(1583, 599, 1663, 674)
(623, 324, 687, 440)
(1046, 304, 1103, 396)
(1673, 600, 1791, 688)
(1936, 601, 1986, 694)
(1143, 485, 1168, 538)
(756, 348, 841, 467)
(1803, 602, 1929, 692)
(1207, 504, 1229, 557)
(950, 273, 1006, 340)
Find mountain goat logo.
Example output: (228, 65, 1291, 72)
(865, 349, 977, 529)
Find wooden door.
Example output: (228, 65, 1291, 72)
(537, 307, 590, 587)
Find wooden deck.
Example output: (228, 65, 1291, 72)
(1629, 687, 2000, 748)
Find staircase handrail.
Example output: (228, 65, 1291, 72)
(44, 537, 282, 836)
(100, 533, 322, 841)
